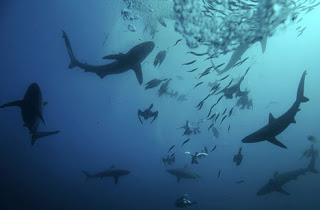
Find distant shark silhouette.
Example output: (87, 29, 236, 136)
(216, 36, 267, 75)
(62, 31, 155, 85)
(166, 165, 201, 183)
(82, 165, 130, 184)
(0, 83, 60, 145)
(242, 71, 309, 148)
(257, 152, 318, 196)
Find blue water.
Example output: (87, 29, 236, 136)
(1, 1, 320, 209)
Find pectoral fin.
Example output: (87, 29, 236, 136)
(113, 176, 119, 184)
(0, 100, 23, 109)
(268, 137, 287, 149)
(277, 187, 290, 195)
(132, 64, 143, 85)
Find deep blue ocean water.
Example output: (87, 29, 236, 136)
(1, 1, 320, 209)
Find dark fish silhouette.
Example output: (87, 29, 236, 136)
(182, 60, 196, 65)
(153, 50, 167, 68)
(168, 145, 175, 153)
(0, 83, 60, 146)
(242, 71, 309, 148)
(62, 31, 154, 85)
(187, 68, 198, 72)
(82, 165, 130, 184)
(194, 82, 203, 89)
(211, 145, 217, 152)
(173, 39, 183, 46)
(144, 78, 168, 90)
(181, 138, 190, 147)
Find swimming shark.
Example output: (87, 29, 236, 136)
(166, 165, 201, 183)
(257, 152, 318, 196)
(82, 165, 130, 184)
(0, 83, 60, 145)
(242, 71, 309, 148)
(62, 31, 155, 85)
(216, 36, 267, 75)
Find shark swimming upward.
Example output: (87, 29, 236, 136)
(242, 71, 309, 149)
(62, 31, 155, 85)
(0, 83, 60, 146)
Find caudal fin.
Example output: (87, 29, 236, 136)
(62, 31, 79, 69)
(31, 131, 60, 146)
(297, 70, 309, 103)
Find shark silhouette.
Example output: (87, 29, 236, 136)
(242, 71, 309, 148)
(82, 165, 130, 184)
(257, 152, 318, 195)
(166, 165, 201, 183)
(0, 83, 60, 145)
(62, 31, 155, 85)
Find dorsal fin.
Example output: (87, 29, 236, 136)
(269, 113, 275, 124)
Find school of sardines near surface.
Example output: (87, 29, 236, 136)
(1, 0, 319, 207)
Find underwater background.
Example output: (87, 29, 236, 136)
(0, 0, 320, 209)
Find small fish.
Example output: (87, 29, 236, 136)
(194, 82, 203, 89)
(218, 74, 230, 81)
(214, 113, 220, 122)
(233, 57, 249, 67)
(211, 145, 217, 152)
(181, 139, 190, 147)
(225, 79, 233, 89)
(214, 63, 225, 70)
(228, 108, 234, 117)
(196, 101, 204, 111)
(222, 108, 227, 115)
(217, 170, 221, 179)
(173, 39, 183, 46)
(187, 68, 198, 72)
(220, 115, 227, 124)
(170, 153, 175, 158)
(208, 113, 216, 120)
(228, 125, 231, 133)
(236, 180, 245, 184)
(208, 124, 214, 131)
(168, 145, 175, 153)
(244, 67, 251, 76)
(182, 60, 196, 66)
(187, 51, 208, 56)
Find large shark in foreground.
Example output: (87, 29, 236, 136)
(166, 165, 201, 183)
(257, 152, 318, 195)
(62, 31, 155, 85)
(0, 83, 60, 145)
(82, 165, 130, 184)
(242, 71, 309, 148)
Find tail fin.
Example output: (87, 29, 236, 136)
(82, 171, 92, 181)
(297, 70, 309, 103)
(31, 131, 60, 146)
(62, 31, 79, 69)
(307, 154, 318, 174)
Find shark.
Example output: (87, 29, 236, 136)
(257, 152, 318, 196)
(82, 165, 130, 184)
(62, 31, 155, 85)
(166, 165, 201, 183)
(242, 71, 309, 148)
(0, 83, 60, 146)
(216, 36, 267, 75)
